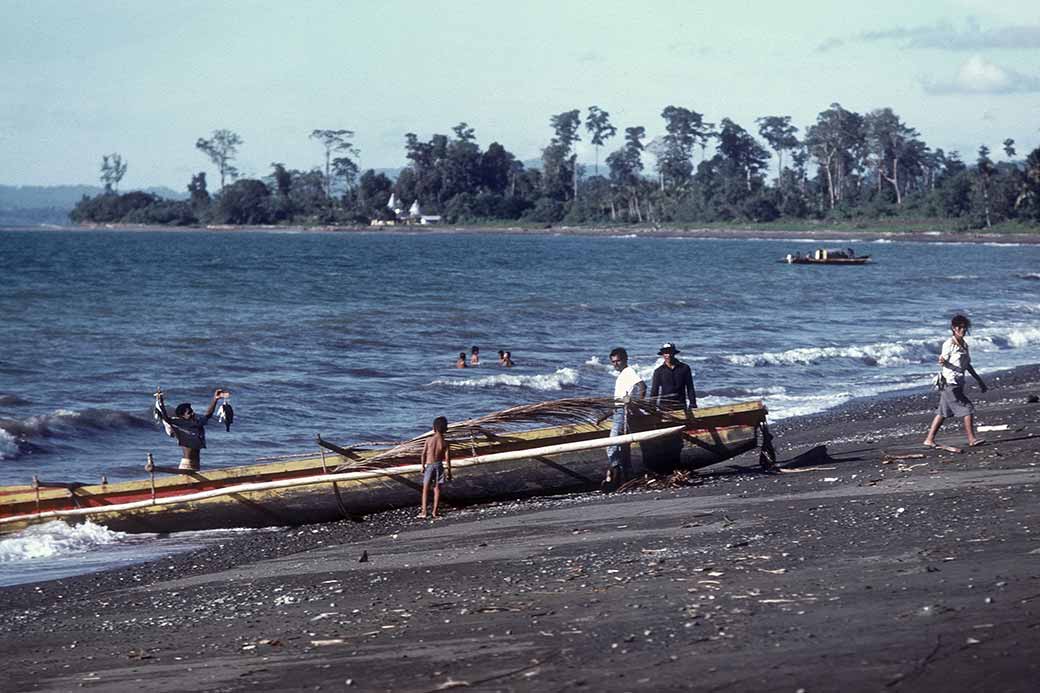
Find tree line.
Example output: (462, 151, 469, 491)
(71, 104, 1040, 229)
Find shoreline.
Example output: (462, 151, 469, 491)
(1, 365, 1038, 690)
(6, 222, 1040, 244)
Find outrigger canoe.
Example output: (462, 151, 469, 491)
(0, 399, 773, 536)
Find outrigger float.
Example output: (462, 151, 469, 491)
(784, 248, 871, 265)
(0, 399, 774, 536)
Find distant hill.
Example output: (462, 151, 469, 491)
(0, 184, 187, 227)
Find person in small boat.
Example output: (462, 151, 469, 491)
(456, 352, 467, 368)
(923, 314, 988, 449)
(470, 346, 480, 366)
(647, 343, 697, 472)
(419, 416, 453, 519)
(155, 389, 226, 471)
(605, 347, 646, 488)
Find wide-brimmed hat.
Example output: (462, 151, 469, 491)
(657, 342, 680, 355)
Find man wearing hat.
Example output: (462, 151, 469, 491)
(650, 343, 696, 411)
(647, 343, 696, 472)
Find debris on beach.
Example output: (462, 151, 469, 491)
(616, 470, 702, 492)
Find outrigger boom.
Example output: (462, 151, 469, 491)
(0, 400, 772, 535)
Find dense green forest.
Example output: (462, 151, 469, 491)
(70, 104, 1040, 230)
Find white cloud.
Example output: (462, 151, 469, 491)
(923, 55, 1040, 94)
(819, 20, 1040, 52)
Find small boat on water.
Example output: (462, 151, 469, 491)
(0, 399, 773, 535)
(785, 247, 871, 265)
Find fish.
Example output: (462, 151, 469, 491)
(218, 400, 234, 432)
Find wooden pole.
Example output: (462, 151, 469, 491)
(146, 453, 156, 503)
(1, 425, 685, 527)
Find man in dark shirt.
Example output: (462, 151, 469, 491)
(650, 343, 696, 411)
(155, 389, 225, 471)
(646, 343, 696, 473)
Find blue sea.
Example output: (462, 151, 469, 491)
(1, 228, 1038, 585)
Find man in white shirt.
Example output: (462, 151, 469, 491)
(605, 347, 646, 489)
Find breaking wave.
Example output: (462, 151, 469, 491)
(0, 521, 127, 563)
(724, 339, 931, 368)
(431, 367, 580, 392)
(1018, 273, 1040, 281)
(0, 408, 153, 459)
(725, 323, 1040, 370)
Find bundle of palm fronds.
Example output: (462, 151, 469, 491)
(333, 396, 675, 471)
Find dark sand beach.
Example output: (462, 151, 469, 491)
(2, 366, 1039, 692)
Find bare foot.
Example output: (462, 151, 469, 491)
(968, 439, 986, 447)
(417, 512, 427, 519)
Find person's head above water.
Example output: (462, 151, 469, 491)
(174, 402, 193, 418)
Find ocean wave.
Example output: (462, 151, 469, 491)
(724, 323, 1040, 369)
(724, 339, 928, 368)
(987, 326, 1040, 349)
(945, 275, 981, 281)
(755, 392, 853, 420)
(0, 429, 19, 460)
(1018, 273, 1040, 281)
(430, 367, 580, 392)
(709, 385, 787, 398)
(0, 394, 30, 407)
(0, 520, 127, 563)
(0, 408, 153, 459)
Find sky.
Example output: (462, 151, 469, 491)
(1, 0, 1039, 189)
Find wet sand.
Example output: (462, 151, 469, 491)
(2, 366, 1039, 691)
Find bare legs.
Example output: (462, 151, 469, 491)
(418, 480, 441, 518)
(419, 479, 430, 518)
(963, 413, 979, 446)
(922, 415, 944, 446)
(923, 413, 978, 447)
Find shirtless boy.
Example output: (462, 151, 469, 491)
(419, 416, 453, 518)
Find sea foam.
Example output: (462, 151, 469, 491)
(724, 339, 929, 368)
(431, 367, 580, 391)
(0, 520, 127, 563)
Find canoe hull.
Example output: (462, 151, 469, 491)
(0, 401, 767, 535)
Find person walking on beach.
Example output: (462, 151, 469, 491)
(154, 389, 227, 471)
(419, 416, 452, 519)
(923, 314, 988, 450)
(605, 347, 646, 488)
(647, 342, 696, 471)
(456, 352, 467, 368)
(470, 346, 480, 366)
